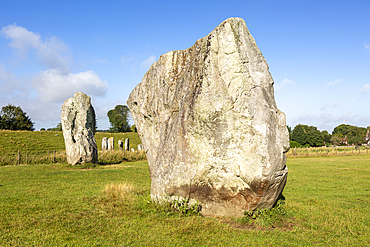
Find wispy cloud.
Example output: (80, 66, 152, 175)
(274, 78, 294, 90)
(361, 84, 370, 93)
(320, 103, 338, 111)
(93, 58, 109, 64)
(121, 54, 135, 66)
(1, 24, 107, 103)
(2, 24, 40, 55)
(291, 113, 354, 131)
(365, 42, 370, 53)
(140, 55, 156, 69)
(2, 24, 71, 71)
(325, 78, 341, 88)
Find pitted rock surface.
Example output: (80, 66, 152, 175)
(127, 18, 289, 216)
(61, 92, 98, 165)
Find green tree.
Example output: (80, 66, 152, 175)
(307, 126, 323, 147)
(348, 136, 363, 146)
(131, 124, 137, 132)
(321, 130, 331, 146)
(332, 124, 367, 144)
(0, 104, 34, 131)
(48, 123, 62, 131)
(292, 124, 323, 147)
(289, 141, 301, 148)
(107, 105, 131, 133)
(330, 135, 341, 146)
(291, 124, 308, 146)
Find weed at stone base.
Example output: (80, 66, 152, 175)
(236, 198, 289, 229)
(170, 197, 202, 216)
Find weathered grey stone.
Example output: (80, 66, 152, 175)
(124, 138, 129, 151)
(118, 140, 123, 151)
(127, 17, 289, 217)
(61, 92, 98, 165)
(131, 148, 135, 152)
(108, 137, 114, 151)
(102, 137, 108, 151)
(137, 144, 144, 151)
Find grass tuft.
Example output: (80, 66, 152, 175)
(103, 182, 136, 201)
(236, 197, 289, 229)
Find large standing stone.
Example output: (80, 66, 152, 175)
(127, 18, 289, 217)
(61, 92, 98, 165)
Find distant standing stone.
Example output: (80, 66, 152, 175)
(131, 148, 135, 152)
(108, 137, 114, 151)
(102, 137, 108, 151)
(137, 144, 144, 151)
(61, 92, 98, 165)
(118, 140, 123, 151)
(125, 138, 129, 151)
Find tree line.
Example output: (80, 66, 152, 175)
(0, 103, 136, 133)
(1, 103, 369, 146)
(289, 124, 370, 147)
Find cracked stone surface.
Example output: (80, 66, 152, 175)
(61, 92, 98, 165)
(127, 17, 289, 217)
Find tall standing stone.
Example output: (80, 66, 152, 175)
(102, 137, 108, 151)
(124, 138, 129, 151)
(108, 137, 114, 151)
(127, 18, 289, 217)
(61, 92, 98, 165)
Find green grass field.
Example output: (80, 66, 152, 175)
(1, 155, 370, 246)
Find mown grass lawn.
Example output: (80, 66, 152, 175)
(1, 156, 370, 246)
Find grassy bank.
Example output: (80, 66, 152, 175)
(1, 156, 370, 246)
(0, 130, 144, 166)
(0, 130, 142, 156)
(286, 145, 370, 158)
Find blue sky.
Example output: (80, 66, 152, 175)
(1, 0, 370, 132)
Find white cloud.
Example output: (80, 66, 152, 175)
(361, 84, 370, 93)
(2, 24, 71, 71)
(32, 69, 107, 103)
(2, 24, 40, 55)
(0, 64, 30, 99)
(140, 55, 156, 69)
(1, 24, 109, 129)
(365, 43, 370, 53)
(274, 78, 294, 90)
(36, 36, 71, 71)
(325, 78, 340, 88)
